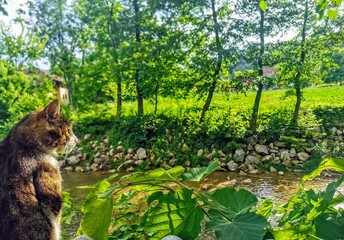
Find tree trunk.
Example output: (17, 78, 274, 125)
(133, 0, 144, 117)
(199, 0, 222, 124)
(293, 0, 309, 124)
(116, 75, 122, 119)
(249, 2, 265, 133)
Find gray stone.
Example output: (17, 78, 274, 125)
(247, 144, 254, 151)
(137, 147, 147, 160)
(233, 149, 245, 162)
(255, 144, 269, 155)
(227, 160, 239, 171)
(262, 155, 273, 162)
(280, 150, 291, 161)
(289, 148, 297, 158)
(124, 160, 135, 166)
(245, 155, 261, 165)
(169, 159, 178, 166)
(116, 145, 124, 152)
(83, 134, 92, 140)
(74, 235, 93, 240)
(218, 150, 226, 158)
(197, 149, 204, 156)
(246, 135, 258, 145)
(182, 143, 189, 152)
(127, 148, 134, 154)
(297, 152, 310, 161)
(161, 235, 183, 240)
(75, 166, 84, 173)
(134, 160, 145, 166)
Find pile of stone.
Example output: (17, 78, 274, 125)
(61, 126, 344, 174)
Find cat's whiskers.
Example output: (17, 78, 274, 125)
(59, 140, 76, 163)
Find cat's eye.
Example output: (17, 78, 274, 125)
(49, 131, 60, 139)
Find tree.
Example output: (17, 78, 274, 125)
(26, 0, 82, 105)
(233, 0, 296, 133)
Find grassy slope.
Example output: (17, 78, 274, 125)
(118, 86, 344, 117)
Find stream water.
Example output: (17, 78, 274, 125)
(61, 171, 344, 239)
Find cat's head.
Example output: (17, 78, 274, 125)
(10, 100, 78, 155)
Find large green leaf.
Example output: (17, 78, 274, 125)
(124, 166, 184, 184)
(78, 179, 113, 240)
(315, 215, 344, 239)
(208, 188, 258, 219)
(206, 212, 268, 240)
(143, 188, 204, 240)
(182, 161, 220, 182)
(302, 158, 344, 182)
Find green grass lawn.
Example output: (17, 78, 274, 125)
(117, 85, 344, 118)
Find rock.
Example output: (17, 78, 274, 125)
(133, 154, 139, 160)
(227, 160, 239, 171)
(103, 138, 109, 144)
(83, 134, 92, 140)
(137, 148, 147, 160)
(75, 166, 84, 173)
(202, 184, 212, 191)
(245, 155, 261, 165)
(254, 144, 269, 155)
(297, 152, 310, 161)
(169, 159, 178, 166)
(331, 127, 338, 135)
(242, 179, 252, 184)
(182, 143, 189, 152)
(82, 153, 88, 161)
(162, 163, 172, 170)
(233, 149, 245, 162)
(168, 152, 175, 159)
(74, 235, 93, 240)
(93, 158, 103, 164)
(197, 149, 204, 156)
(216, 179, 237, 188)
(218, 150, 226, 158)
(278, 171, 285, 176)
(127, 166, 135, 172)
(262, 155, 273, 162)
(127, 148, 134, 154)
(249, 169, 259, 174)
(108, 169, 116, 174)
(283, 159, 292, 167)
(64, 166, 74, 172)
(161, 236, 183, 240)
(185, 160, 191, 167)
(289, 148, 297, 158)
(270, 166, 277, 173)
(336, 129, 343, 136)
(109, 149, 114, 156)
(94, 152, 101, 158)
(117, 145, 124, 152)
(124, 160, 135, 166)
(280, 150, 291, 161)
(135, 160, 145, 166)
(246, 135, 258, 145)
(206, 153, 213, 160)
(125, 154, 133, 160)
(247, 144, 254, 151)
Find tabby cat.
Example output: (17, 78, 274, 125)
(0, 100, 78, 240)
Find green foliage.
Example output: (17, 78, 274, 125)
(0, 61, 55, 138)
(71, 158, 344, 240)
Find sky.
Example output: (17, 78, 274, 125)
(0, 0, 27, 35)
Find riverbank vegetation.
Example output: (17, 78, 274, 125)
(62, 158, 344, 240)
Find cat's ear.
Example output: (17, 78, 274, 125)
(44, 99, 61, 120)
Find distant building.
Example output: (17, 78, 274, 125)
(41, 71, 69, 105)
